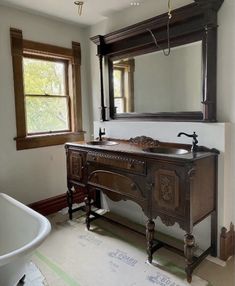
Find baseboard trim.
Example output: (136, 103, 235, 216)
(220, 223, 235, 261)
(29, 191, 86, 216)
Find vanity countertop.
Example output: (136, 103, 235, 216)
(65, 139, 219, 162)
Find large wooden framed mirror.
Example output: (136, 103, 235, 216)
(91, 0, 224, 122)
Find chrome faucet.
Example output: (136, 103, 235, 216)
(99, 127, 105, 141)
(177, 132, 198, 152)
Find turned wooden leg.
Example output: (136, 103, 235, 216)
(67, 188, 73, 220)
(184, 233, 195, 283)
(211, 210, 218, 257)
(146, 219, 155, 263)
(84, 196, 91, 230)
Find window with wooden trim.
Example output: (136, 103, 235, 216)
(10, 28, 84, 150)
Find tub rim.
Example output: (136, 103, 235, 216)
(0, 193, 51, 267)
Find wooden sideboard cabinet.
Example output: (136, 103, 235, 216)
(65, 137, 219, 283)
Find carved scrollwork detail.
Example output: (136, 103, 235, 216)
(156, 214, 186, 231)
(69, 151, 83, 181)
(129, 136, 159, 147)
(160, 176, 173, 202)
(154, 169, 179, 210)
(87, 151, 144, 165)
(188, 168, 196, 178)
(159, 214, 176, 227)
(178, 221, 187, 231)
(87, 151, 146, 175)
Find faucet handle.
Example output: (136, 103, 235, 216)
(98, 127, 106, 141)
(99, 127, 105, 135)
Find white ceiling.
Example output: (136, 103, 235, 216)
(0, 0, 194, 27)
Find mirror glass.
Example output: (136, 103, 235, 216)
(111, 41, 202, 114)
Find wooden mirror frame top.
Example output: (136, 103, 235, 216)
(91, 0, 224, 122)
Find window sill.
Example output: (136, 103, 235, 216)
(15, 131, 85, 150)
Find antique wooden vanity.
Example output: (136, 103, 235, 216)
(65, 0, 224, 283)
(65, 137, 219, 283)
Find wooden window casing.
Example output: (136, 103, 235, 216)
(10, 28, 84, 150)
(114, 67, 126, 113)
(113, 59, 135, 113)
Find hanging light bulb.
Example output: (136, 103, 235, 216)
(147, 0, 172, 56)
(74, 1, 84, 16)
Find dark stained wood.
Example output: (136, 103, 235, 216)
(88, 170, 145, 202)
(85, 195, 91, 230)
(29, 191, 86, 216)
(184, 234, 195, 283)
(146, 219, 155, 263)
(111, 112, 204, 121)
(68, 150, 85, 182)
(86, 151, 146, 175)
(96, 36, 107, 121)
(10, 28, 85, 150)
(220, 223, 235, 261)
(202, 26, 218, 121)
(23, 40, 73, 59)
(65, 137, 219, 282)
(72, 42, 83, 132)
(15, 132, 84, 150)
(191, 157, 216, 225)
(90, 0, 224, 122)
(10, 28, 27, 139)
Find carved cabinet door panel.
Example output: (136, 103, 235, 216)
(67, 149, 86, 183)
(150, 162, 187, 223)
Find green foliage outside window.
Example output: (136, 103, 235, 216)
(23, 58, 69, 133)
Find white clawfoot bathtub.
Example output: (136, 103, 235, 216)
(0, 193, 51, 286)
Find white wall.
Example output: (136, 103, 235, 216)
(217, 0, 235, 224)
(0, 5, 91, 204)
(87, 0, 235, 247)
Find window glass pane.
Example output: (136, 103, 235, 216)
(26, 97, 69, 133)
(23, 58, 66, 95)
(113, 69, 122, 98)
(115, 98, 124, 113)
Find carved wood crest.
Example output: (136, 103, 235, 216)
(129, 136, 159, 147)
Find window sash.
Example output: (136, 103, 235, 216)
(25, 95, 71, 135)
(23, 54, 71, 135)
(113, 67, 125, 99)
(114, 97, 125, 114)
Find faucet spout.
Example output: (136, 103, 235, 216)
(177, 132, 198, 152)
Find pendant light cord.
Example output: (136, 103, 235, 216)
(147, 0, 172, 56)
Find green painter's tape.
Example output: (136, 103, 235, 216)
(35, 250, 81, 286)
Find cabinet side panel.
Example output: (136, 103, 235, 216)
(192, 157, 216, 224)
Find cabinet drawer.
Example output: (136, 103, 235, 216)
(88, 171, 145, 201)
(87, 151, 146, 175)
